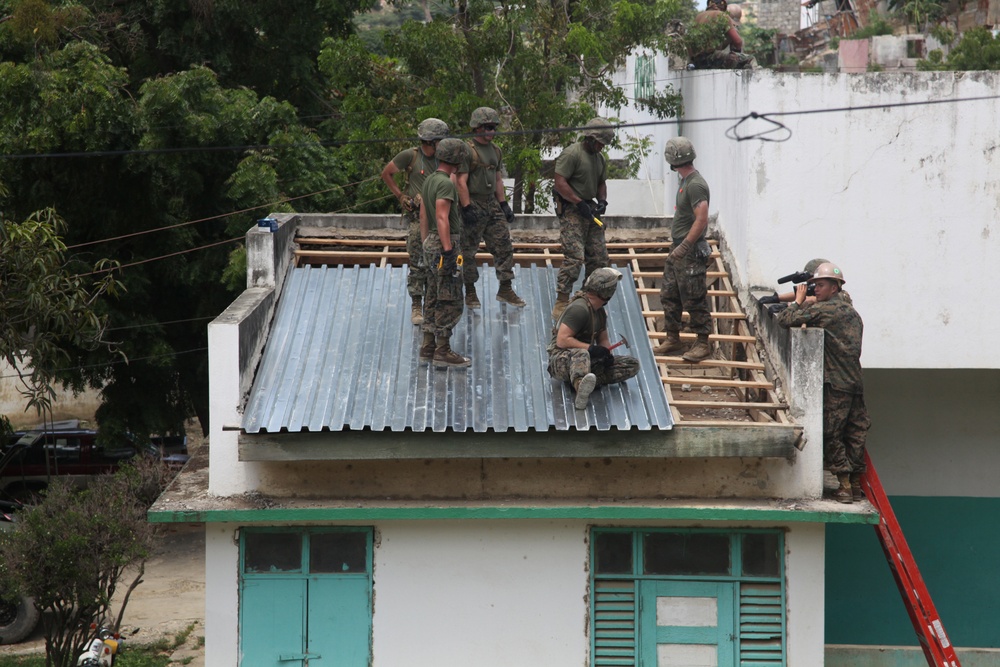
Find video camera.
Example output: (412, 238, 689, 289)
(778, 270, 815, 296)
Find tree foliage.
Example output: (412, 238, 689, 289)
(0, 458, 169, 667)
(918, 26, 1000, 70)
(0, 208, 120, 420)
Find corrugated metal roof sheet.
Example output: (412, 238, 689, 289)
(242, 264, 672, 433)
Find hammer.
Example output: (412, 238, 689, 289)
(608, 335, 630, 352)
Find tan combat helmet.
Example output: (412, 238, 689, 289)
(803, 258, 831, 274)
(584, 267, 624, 300)
(417, 118, 450, 141)
(435, 137, 468, 165)
(582, 117, 615, 145)
(812, 262, 846, 283)
(469, 107, 500, 129)
(664, 136, 696, 167)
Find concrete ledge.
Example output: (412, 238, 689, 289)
(826, 644, 1000, 667)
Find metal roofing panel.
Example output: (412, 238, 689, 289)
(242, 264, 672, 433)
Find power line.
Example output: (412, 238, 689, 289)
(0, 347, 209, 381)
(4, 93, 999, 161)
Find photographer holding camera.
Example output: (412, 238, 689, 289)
(759, 258, 830, 305)
(775, 262, 870, 504)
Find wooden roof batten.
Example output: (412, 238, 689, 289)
(294, 235, 797, 436)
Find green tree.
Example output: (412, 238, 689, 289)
(0, 458, 169, 667)
(322, 0, 685, 212)
(918, 26, 1000, 70)
(0, 208, 120, 420)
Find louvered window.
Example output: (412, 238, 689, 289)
(590, 529, 785, 667)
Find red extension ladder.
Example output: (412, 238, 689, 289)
(860, 450, 962, 667)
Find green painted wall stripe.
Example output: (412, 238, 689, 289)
(826, 496, 1000, 649)
(149, 504, 878, 525)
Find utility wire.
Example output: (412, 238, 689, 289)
(3, 93, 999, 161)
(0, 347, 209, 380)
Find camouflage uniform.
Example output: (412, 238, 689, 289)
(546, 295, 640, 389)
(390, 147, 439, 298)
(421, 169, 465, 340)
(776, 292, 870, 474)
(459, 142, 515, 286)
(554, 141, 609, 294)
(422, 234, 464, 339)
(660, 171, 712, 337)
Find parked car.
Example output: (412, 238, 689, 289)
(0, 420, 188, 504)
(0, 504, 40, 644)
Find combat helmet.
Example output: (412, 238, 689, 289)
(664, 136, 696, 167)
(469, 107, 501, 129)
(812, 262, 846, 284)
(803, 258, 831, 274)
(435, 137, 468, 165)
(583, 267, 624, 300)
(582, 117, 615, 145)
(707, 0, 728, 10)
(417, 118, 449, 141)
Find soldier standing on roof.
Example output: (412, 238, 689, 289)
(548, 268, 640, 410)
(690, 0, 755, 70)
(457, 107, 525, 310)
(418, 138, 472, 368)
(655, 136, 715, 363)
(380, 118, 451, 325)
(775, 262, 870, 503)
(551, 118, 615, 321)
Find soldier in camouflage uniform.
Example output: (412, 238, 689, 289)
(551, 118, 614, 321)
(457, 107, 525, 309)
(381, 118, 450, 325)
(776, 262, 870, 503)
(655, 137, 715, 363)
(547, 268, 640, 410)
(418, 138, 472, 368)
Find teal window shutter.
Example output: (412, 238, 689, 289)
(634, 55, 656, 101)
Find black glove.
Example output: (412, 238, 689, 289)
(461, 204, 477, 226)
(440, 247, 459, 275)
(593, 199, 608, 216)
(758, 293, 780, 306)
(499, 201, 515, 224)
(575, 200, 593, 222)
(588, 344, 610, 363)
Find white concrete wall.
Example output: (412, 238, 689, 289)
(205, 523, 241, 667)
(204, 520, 826, 667)
(864, 368, 1000, 497)
(786, 523, 826, 666)
(608, 65, 1000, 369)
(1, 358, 102, 427)
(372, 520, 588, 667)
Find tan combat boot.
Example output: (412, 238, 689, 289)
(465, 284, 481, 309)
(833, 473, 853, 504)
(850, 473, 865, 501)
(682, 334, 713, 362)
(496, 280, 526, 307)
(419, 332, 435, 363)
(551, 292, 570, 321)
(433, 337, 471, 368)
(573, 373, 598, 410)
(410, 296, 424, 325)
(653, 331, 686, 356)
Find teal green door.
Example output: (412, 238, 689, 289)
(239, 529, 372, 667)
(307, 577, 371, 666)
(638, 581, 736, 667)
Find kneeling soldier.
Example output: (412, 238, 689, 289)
(547, 267, 640, 409)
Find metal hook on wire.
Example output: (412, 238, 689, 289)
(725, 112, 792, 142)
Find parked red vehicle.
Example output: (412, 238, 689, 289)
(0, 420, 187, 504)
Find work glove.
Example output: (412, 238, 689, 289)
(593, 199, 608, 216)
(461, 204, 477, 227)
(588, 344, 611, 367)
(667, 239, 692, 263)
(499, 201, 515, 224)
(399, 195, 415, 212)
(575, 200, 593, 223)
(758, 292, 780, 306)
(439, 247, 460, 276)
